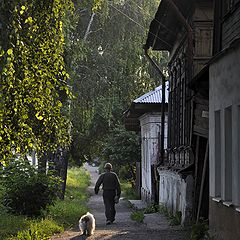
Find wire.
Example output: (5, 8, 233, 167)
(109, 3, 173, 49)
(124, 1, 177, 37)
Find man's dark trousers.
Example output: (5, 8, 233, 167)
(103, 190, 116, 222)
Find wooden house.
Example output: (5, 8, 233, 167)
(208, 1, 240, 239)
(124, 85, 168, 203)
(144, 0, 214, 225)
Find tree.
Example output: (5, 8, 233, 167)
(0, 0, 73, 162)
(101, 125, 141, 179)
(66, 0, 162, 165)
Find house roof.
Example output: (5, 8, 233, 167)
(134, 84, 169, 104)
(124, 84, 169, 131)
(144, 0, 193, 51)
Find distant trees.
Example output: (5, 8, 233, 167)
(67, 0, 161, 166)
(101, 125, 141, 179)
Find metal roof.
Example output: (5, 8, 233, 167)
(133, 82, 169, 104)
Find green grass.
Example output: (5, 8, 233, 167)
(48, 167, 90, 227)
(8, 219, 63, 240)
(0, 167, 90, 240)
(0, 209, 29, 239)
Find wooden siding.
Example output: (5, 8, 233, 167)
(166, 3, 213, 168)
(193, 96, 209, 138)
(222, 3, 240, 48)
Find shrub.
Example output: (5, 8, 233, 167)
(0, 159, 61, 216)
(190, 220, 212, 240)
(131, 210, 144, 223)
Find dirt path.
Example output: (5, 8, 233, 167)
(52, 164, 190, 240)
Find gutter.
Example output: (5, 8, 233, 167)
(144, 48, 166, 166)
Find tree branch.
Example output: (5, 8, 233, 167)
(83, 13, 96, 41)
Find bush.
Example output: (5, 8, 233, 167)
(190, 220, 212, 240)
(131, 210, 144, 223)
(0, 159, 61, 216)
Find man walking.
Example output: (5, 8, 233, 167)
(94, 163, 121, 225)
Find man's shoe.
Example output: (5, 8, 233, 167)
(106, 220, 111, 225)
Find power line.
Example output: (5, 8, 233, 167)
(109, 3, 173, 49)
(124, 1, 177, 37)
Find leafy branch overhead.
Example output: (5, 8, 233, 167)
(0, 0, 73, 161)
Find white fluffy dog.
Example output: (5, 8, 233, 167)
(79, 212, 95, 236)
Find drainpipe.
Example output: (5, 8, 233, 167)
(144, 48, 165, 166)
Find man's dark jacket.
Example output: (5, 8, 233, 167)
(94, 171, 121, 197)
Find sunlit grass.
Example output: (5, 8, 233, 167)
(8, 218, 63, 240)
(48, 167, 90, 227)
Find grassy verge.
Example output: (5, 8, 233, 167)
(0, 167, 90, 240)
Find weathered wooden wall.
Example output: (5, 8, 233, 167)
(222, 1, 240, 48)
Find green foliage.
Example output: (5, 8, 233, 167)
(0, 167, 90, 239)
(9, 219, 63, 240)
(190, 220, 213, 240)
(158, 204, 182, 226)
(0, 209, 29, 240)
(101, 125, 141, 179)
(48, 167, 90, 227)
(143, 204, 160, 214)
(168, 211, 182, 226)
(121, 181, 139, 200)
(65, 0, 163, 165)
(0, 0, 73, 161)
(0, 159, 61, 216)
(131, 210, 144, 223)
(158, 204, 170, 216)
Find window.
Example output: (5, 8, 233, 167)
(223, 106, 232, 201)
(214, 110, 221, 197)
(236, 106, 240, 204)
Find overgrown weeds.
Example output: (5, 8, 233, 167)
(190, 220, 214, 240)
(143, 204, 159, 214)
(130, 210, 144, 223)
(159, 204, 182, 226)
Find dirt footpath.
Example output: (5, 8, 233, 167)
(52, 164, 190, 240)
